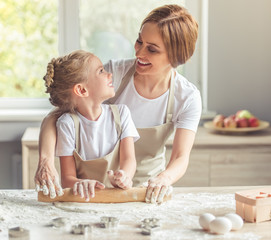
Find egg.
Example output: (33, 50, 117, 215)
(224, 213, 244, 230)
(209, 217, 232, 234)
(199, 213, 216, 230)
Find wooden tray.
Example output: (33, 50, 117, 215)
(204, 120, 269, 133)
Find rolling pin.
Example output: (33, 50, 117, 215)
(38, 187, 171, 203)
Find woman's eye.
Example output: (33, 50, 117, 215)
(148, 47, 156, 53)
(99, 68, 104, 74)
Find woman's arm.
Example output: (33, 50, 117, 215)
(34, 110, 63, 198)
(146, 128, 196, 203)
(108, 136, 137, 189)
(161, 128, 195, 183)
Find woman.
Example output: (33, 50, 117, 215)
(35, 4, 202, 204)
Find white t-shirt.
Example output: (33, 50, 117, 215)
(104, 59, 202, 132)
(56, 104, 139, 160)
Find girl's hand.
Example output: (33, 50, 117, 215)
(145, 175, 173, 204)
(107, 170, 133, 190)
(34, 162, 63, 199)
(73, 180, 105, 201)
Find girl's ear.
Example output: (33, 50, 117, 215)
(73, 84, 89, 97)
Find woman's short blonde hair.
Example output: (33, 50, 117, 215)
(43, 50, 93, 113)
(141, 4, 198, 68)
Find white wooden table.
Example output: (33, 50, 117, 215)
(1, 186, 270, 240)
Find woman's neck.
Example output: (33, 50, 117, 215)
(134, 70, 173, 99)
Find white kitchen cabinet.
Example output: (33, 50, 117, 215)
(166, 127, 271, 187)
(22, 127, 271, 189)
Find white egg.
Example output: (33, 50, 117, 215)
(209, 217, 232, 234)
(224, 213, 244, 230)
(199, 213, 216, 230)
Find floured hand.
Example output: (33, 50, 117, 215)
(34, 161, 63, 199)
(73, 179, 105, 201)
(145, 176, 173, 204)
(107, 170, 133, 190)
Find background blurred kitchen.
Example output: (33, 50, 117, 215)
(0, 0, 270, 189)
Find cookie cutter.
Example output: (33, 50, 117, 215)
(140, 218, 160, 235)
(71, 223, 92, 235)
(141, 218, 160, 228)
(8, 227, 29, 239)
(100, 216, 119, 228)
(141, 226, 153, 235)
(51, 217, 70, 228)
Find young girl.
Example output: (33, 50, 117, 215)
(41, 50, 139, 201)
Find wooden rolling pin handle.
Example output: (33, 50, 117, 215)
(38, 187, 171, 203)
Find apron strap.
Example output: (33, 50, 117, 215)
(108, 60, 174, 123)
(108, 61, 136, 104)
(70, 113, 80, 152)
(110, 105, 122, 139)
(165, 70, 175, 123)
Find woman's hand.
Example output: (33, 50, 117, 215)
(73, 179, 105, 201)
(107, 170, 133, 190)
(34, 161, 63, 199)
(145, 174, 173, 204)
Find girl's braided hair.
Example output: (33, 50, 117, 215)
(43, 50, 93, 114)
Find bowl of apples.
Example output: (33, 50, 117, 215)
(204, 110, 270, 133)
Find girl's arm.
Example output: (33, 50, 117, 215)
(119, 136, 137, 179)
(34, 110, 63, 198)
(59, 156, 78, 188)
(146, 128, 196, 203)
(60, 156, 105, 200)
(108, 136, 137, 189)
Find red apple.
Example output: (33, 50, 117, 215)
(229, 114, 236, 120)
(224, 116, 237, 128)
(248, 117, 260, 127)
(213, 114, 225, 127)
(236, 117, 249, 128)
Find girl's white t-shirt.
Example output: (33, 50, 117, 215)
(56, 104, 139, 160)
(104, 59, 202, 132)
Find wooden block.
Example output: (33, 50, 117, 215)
(236, 201, 244, 219)
(235, 187, 271, 223)
(244, 204, 255, 223)
(255, 205, 271, 223)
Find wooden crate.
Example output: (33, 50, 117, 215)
(235, 188, 271, 223)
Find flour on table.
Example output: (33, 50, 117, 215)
(0, 190, 263, 240)
(53, 201, 157, 213)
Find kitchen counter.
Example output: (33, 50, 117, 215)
(1, 186, 270, 239)
(166, 127, 271, 187)
(22, 127, 271, 189)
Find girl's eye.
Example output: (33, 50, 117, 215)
(136, 39, 143, 44)
(99, 68, 104, 74)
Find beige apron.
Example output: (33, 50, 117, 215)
(70, 105, 121, 188)
(108, 63, 175, 186)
